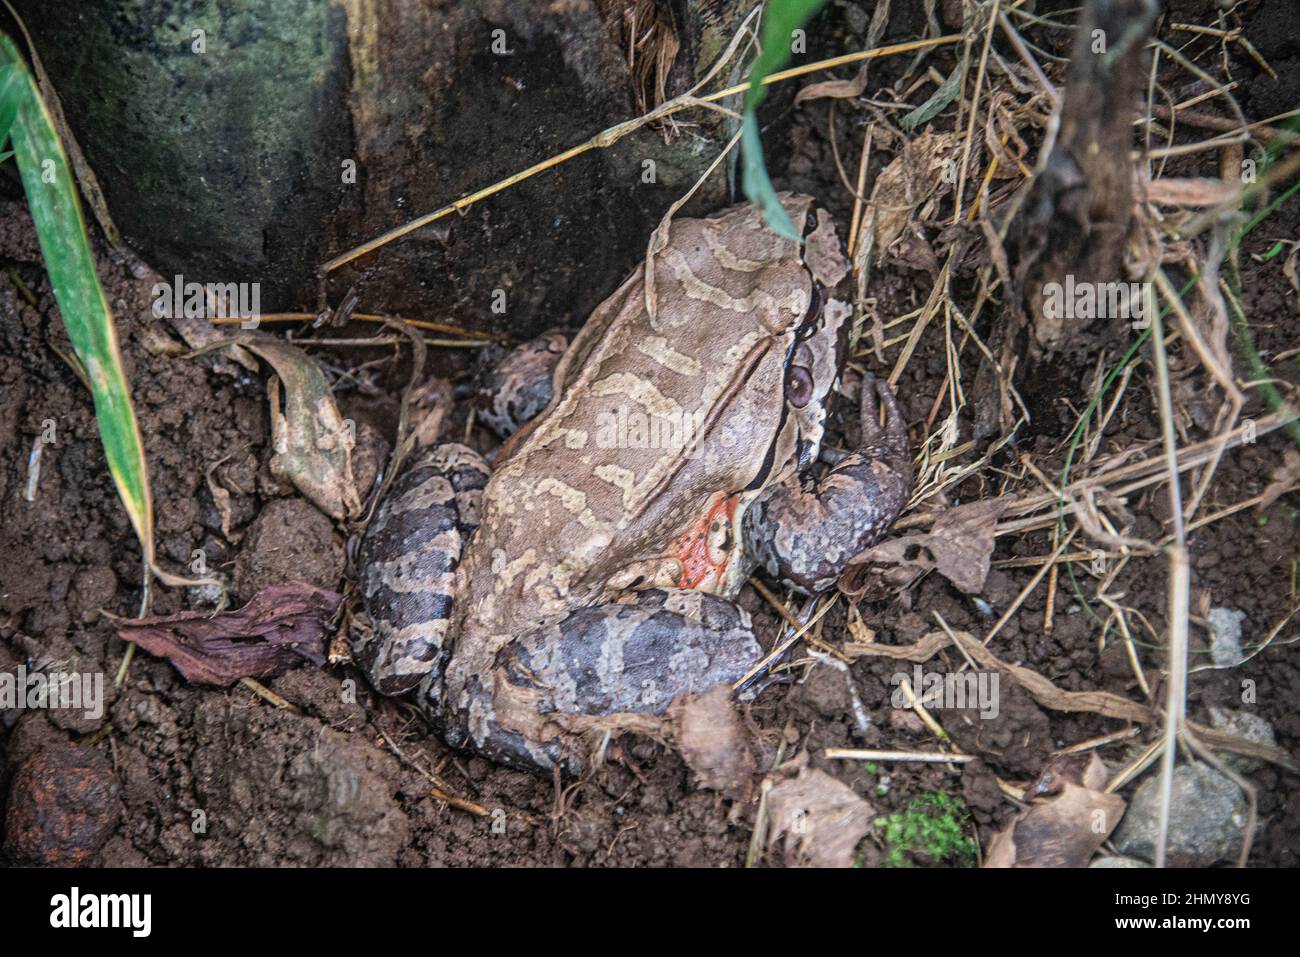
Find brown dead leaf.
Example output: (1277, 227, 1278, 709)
(669, 684, 755, 798)
(842, 630, 950, 663)
(851, 498, 1008, 594)
(204, 452, 249, 544)
(864, 131, 963, 257)
(842, 627, 1152, 724)
(1258, 447, 1300, 511)
(236, 338, 362, 521)
(794, 0, 889, 105)
(794, 69, 868, 104)
(986, 755, 1125, 868)
(109, 583, 341, 686)
(765, 767, 875, 868)
(1283, 244, 1299, 309)
(946, 628, 1151, 723)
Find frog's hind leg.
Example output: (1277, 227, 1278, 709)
(743, 373, 912, 594)
(357, 443, 489, 696)
(451, 589, 762, 773)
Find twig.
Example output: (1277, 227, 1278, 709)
(825, 749, 975, 764)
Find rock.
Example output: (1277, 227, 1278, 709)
(1113, 764, 1248, 866)
(3, 744, 121, 866)
(1209, 706, 1277, 774)
(15, 0, 752, 335)
(1207, 607, 1248, 668)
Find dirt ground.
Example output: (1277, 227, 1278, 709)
(1, 2, 1297, 867)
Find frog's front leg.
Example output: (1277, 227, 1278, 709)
(446, 589, 761, 773)
(744, 374, 912, 594)
(357, 443, 490, 695)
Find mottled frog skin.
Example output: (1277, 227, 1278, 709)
(357, 193, 911, 772)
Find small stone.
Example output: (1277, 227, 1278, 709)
(1207, 607, 1248, 668)
(3, 744, 121, 866)
(1208, 706, 1277, 774)
(1113, 764, 1248, 866)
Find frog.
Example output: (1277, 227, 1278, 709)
(356, 192, 912, 773)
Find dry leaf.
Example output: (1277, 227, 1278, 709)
(1258, 447, 1300, 510)
(669, 684, 755, 797)
(188, 336, 365, 520)
(852, 498, 1008, 594)
(864, 131, 963, 257)
(794, 0, 889, 105)
(765, 768, 875, 868)
(985, 756, 1125, 868)
(110, 583, 341, 686)
(843, 627, 1152, 724)
(842, 630, 950, 663)
(946, 628, 1151, 723)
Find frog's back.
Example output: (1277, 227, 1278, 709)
(458, 199, 821, 634)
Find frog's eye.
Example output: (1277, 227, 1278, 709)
(786, 364, 814, 408)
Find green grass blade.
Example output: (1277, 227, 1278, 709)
(0, 62, 20, 143)
(0, 35, 155, 565)
(741, 0, 828, 241)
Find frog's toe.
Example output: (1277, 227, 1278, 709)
(860, 373, 910, 460)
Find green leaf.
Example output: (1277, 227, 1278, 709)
(0, 34, 155, 565)
(901, 62, 965, 131)
(740, 0, 828, 241)
(744, 0, 828, 112)
(0, 62, 21, 145)
(741, 112, 799, 241)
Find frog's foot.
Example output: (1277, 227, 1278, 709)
(443, 589, 761, 774)
(477, 330, 571, 438)
(743, 373, 912, 593)
(356, 443, 489, 695)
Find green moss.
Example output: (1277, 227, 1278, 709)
(875, 792, 978, 868)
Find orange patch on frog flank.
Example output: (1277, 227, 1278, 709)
(674, 494, 738, 590)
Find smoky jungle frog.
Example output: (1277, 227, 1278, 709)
(357, 193, 911, 772)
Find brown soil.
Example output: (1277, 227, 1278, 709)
(1, 2, 1297, 867)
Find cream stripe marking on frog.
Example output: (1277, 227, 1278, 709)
(367, 538, 460, 593)
(702, 225, 770, 272)
(534, 478, 600, 527)
(661, 244, 808, 322)
(491, 547, 538, 588)
(589, 372, 685, 420)
(593, 463, 639, 512)
(635, 336, 702, 377)
(382, 620, 451, 674)
(629, 336, 775, 521)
